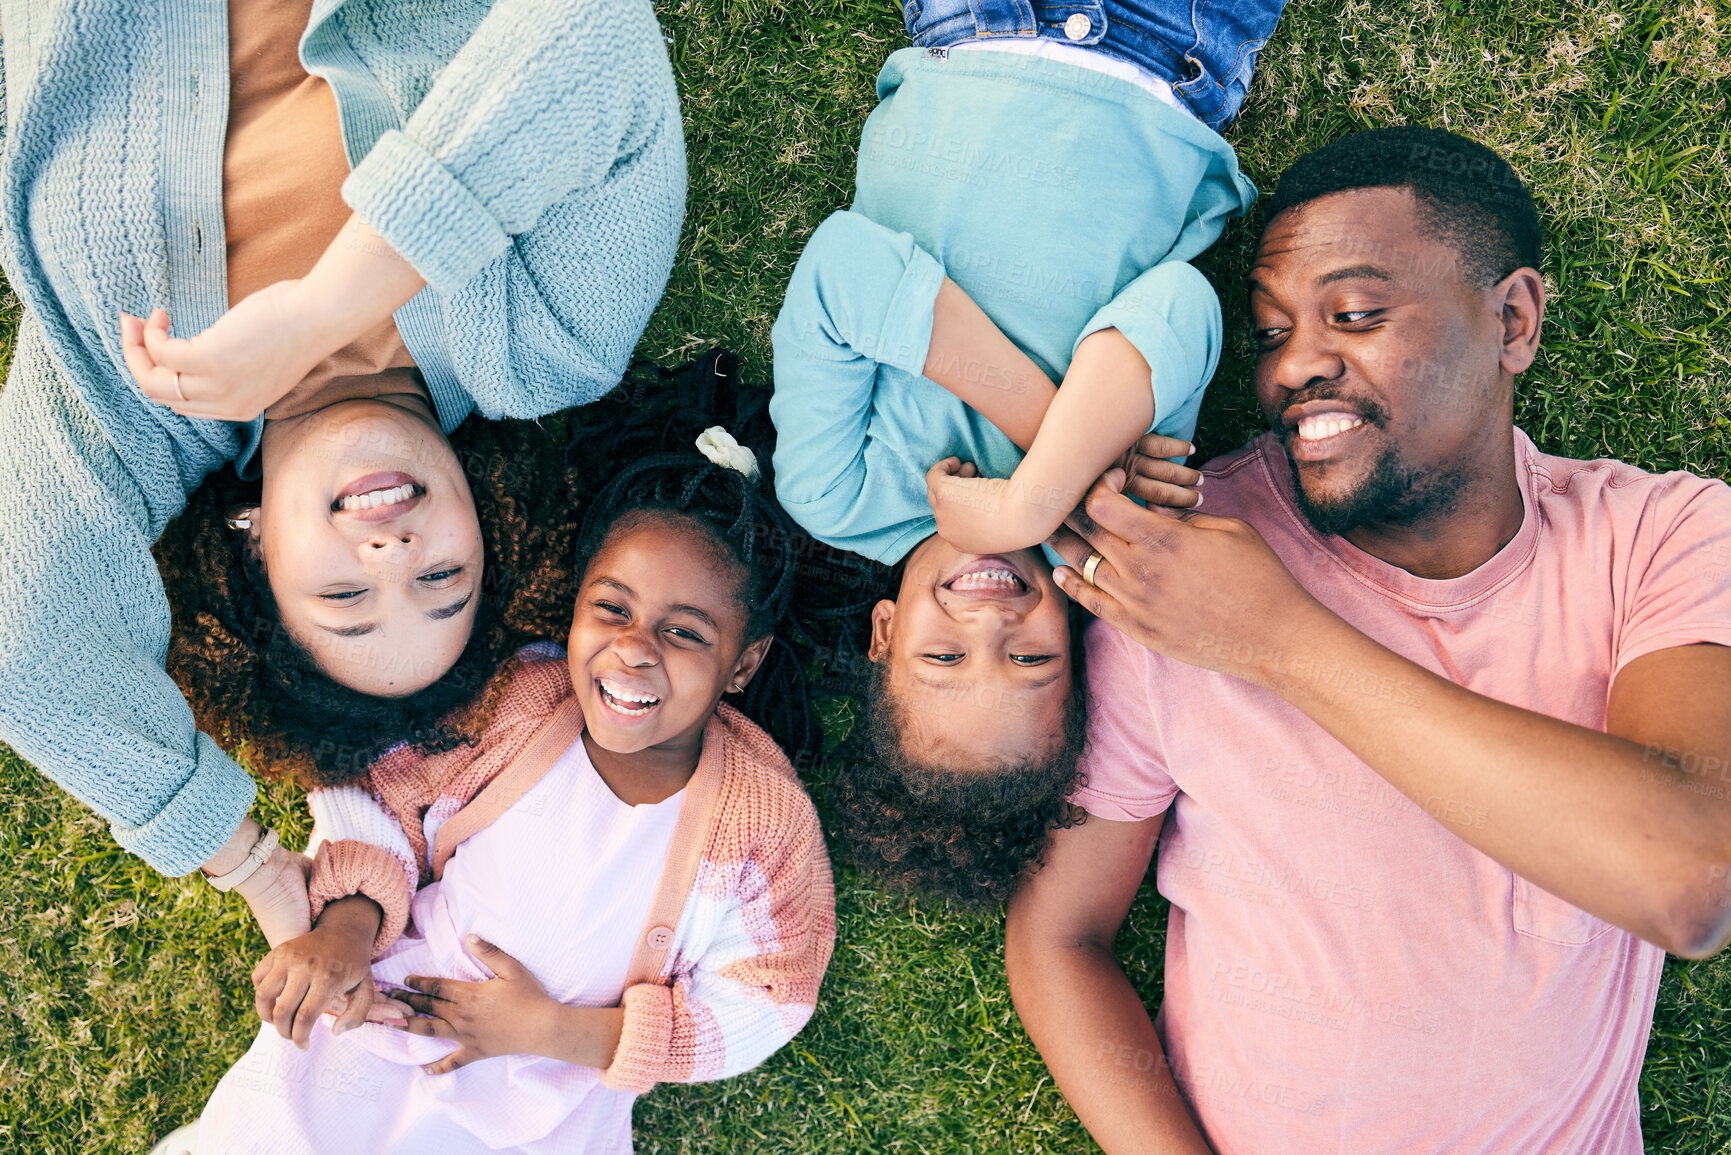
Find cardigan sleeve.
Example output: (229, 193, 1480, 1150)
(339, 0, 685, 418)
(0, 323, 256, 877)
(600, 787, 836, 1093)
(305, 785, 421, 957)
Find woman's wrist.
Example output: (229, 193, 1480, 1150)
(289, 214, 427, 351)
(200, 816, 263, 877)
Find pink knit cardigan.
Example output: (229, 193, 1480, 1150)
(303, 648, 836, 1093)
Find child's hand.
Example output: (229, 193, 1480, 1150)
(1115, 433, 1203, 510)
(927, 457, 1059, 555)
(252, 896, 381, 1049)
(391, 935, 561, 1075)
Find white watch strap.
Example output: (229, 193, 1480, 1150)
(204, 827, 280, 892)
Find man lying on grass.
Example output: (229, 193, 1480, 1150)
(1008, 126, 1731, 1154)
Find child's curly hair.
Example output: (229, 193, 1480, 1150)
(153, 415, 582, 788)
(824, 600, 1092, 908)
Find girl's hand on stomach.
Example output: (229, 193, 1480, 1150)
(1115, 433, 1203, 509)
(391, 935, 567, 1075)
(252, 895, 383, 1049)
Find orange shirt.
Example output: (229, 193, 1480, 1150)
(223, 0, 420, 418)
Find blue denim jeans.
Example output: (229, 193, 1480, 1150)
(901, 0, 1287, 130)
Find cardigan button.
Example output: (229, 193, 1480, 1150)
(1063, 13, 1091, 40)
(646, 925, 674, 949)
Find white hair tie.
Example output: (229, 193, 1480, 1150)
(696, 426, 761, 483)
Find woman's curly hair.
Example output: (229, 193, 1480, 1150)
(824, 599, 1092, 909)
(154, 414, 582, 788)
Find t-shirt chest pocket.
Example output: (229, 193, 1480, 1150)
(1511, 874, 1617, 945)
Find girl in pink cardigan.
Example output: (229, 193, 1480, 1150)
(189, 441, 836, 1154)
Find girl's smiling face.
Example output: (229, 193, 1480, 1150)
(568, 513, 771, 764)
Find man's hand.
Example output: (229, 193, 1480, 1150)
(1051, 470, 1332, 679)
(391, 936, 563, 1075)
(1116, 433, 1203, 510)
(252, 895, 382, 1049)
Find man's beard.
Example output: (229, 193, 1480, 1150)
(1282, 435, 1464, 538)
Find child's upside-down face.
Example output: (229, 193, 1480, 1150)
(568, 512, 770, 762)
(869, 536, 1074, 769)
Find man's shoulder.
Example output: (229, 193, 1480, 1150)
(1197, 437, 1274, 480)
(1523, 434, 1731, 529)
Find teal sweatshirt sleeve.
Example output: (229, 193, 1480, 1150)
(1072, 260, 1222, 446)
(338, 0, 686, 419)
(0, 325, 256, 877)
(770, 210, 946, 557)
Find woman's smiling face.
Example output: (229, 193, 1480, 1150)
(568, 513, 771, 761)
(253, 393, 484, 697)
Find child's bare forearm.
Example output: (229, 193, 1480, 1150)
(532, 1004, 627, 1069)
(997, 327, 1156, 544)
(923, 278, 1057, 450)
(314, 894, 384, 946)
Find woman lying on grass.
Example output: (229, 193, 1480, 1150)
(177, 444, 835, 1154)
(0, 0, 683, 943)
(770, 0, 1283, 905)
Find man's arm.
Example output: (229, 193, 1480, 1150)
(1052, 479, 1731, 958)
(1006, 814, 1213, 1154)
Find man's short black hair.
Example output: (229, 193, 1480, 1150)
(1265, 126, 1541, 288)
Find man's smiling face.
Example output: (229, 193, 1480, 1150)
(1248, 186, 1516, 538)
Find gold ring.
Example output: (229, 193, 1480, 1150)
(173, 371, 186, 403)
(1081, 550, 1104, 584)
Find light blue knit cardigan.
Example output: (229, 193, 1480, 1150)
(0, 0, 686, 874)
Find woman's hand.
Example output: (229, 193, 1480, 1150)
(119, 213, 426, 422)
(232, 844, 314, 948)
(121, 289, 329, 421)
(391, 936, 563, 1074)
(252, 895, 383, 1049)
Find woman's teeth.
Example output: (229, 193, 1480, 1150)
(948, 568, 1024, 592)
(1296, 413, 1366, 442)
(599, 678, 660, 716)
(338, 483, 418, 511)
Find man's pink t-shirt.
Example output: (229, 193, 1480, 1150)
(1075, 429, 1731, 1154)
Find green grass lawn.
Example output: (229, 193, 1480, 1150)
(3, 0, 1730, 1149)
